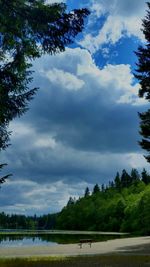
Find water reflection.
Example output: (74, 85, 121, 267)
(0, 235, 57, 247)
(0, 233, 124, 247)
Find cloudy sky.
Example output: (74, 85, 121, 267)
(0, 0, 149, 215)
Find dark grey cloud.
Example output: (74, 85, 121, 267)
(1, 47, 149, 215)
(0, 179, 92, 215)
(2, 49, 148, 180)
(21, 50, 145, 154)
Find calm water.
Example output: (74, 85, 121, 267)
(0, 232, 126, 248)
(0, 236, 57, 247)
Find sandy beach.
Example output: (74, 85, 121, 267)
(0, 236, 150, 258)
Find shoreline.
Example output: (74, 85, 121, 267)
(0, 230, 128, 235)
(0, 236, 150, 258)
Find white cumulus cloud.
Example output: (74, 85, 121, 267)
(44, 68, 85, 91)
(46, 0, 66, 4)
(80, 0, 146, 53)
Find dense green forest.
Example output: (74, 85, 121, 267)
(0, 213, 57, 230)
(1, 168, 150, 235)
(56, 168, 150, 235)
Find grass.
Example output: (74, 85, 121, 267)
(0, 255, 150, 267)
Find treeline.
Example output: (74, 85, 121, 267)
(56, 168, 150, 235)
(0, 213, 57, 230)
(1, 168, 150, 235)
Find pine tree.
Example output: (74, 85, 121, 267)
(135, 2, 150, 162)
(92, 184, 100, 194)
(84, 187, 90, 197)
(114, 172, 121, 190)
(141, 168, 150, 184)
(0, 1, 89, 149)
(121, 169, 131, 188)
(101, 184, 105, 192)
(67, 197, 75, 206)
(0, 1, 89, 184)
(130, 168, 140, 184)
(109, 181, 115, 188)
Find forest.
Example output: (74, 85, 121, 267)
(1, 168, 150, 235)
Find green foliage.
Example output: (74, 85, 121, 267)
(138, 188, 150, 235)
(130, 168, 140, 184)
(121, 169, 132, 188)
(134, 2, 150, 162)
(92, 184, 100, 194)
(114, 172, 121, 190)
(56, 169, 150, 234)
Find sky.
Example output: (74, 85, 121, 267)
(0, 0, 149, 215)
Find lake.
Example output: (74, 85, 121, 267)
(0, 230, 128, 247)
